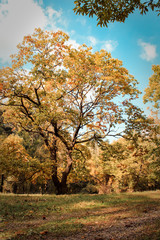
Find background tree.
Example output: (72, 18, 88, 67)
(143, 65, 160, 109)
(74, 0, 160, 27)
(0, 109, 12, 192)
(143, 64, 160, 159)
(0, 133, 52, 193)
(99, 135, 160, 193)
(0, 28, 147, 194)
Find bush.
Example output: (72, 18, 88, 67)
(81, 183, 98, 194)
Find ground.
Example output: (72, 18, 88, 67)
(0, 191, 160, 239)
(59, 207, 160, 240)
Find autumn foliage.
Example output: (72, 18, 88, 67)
(0, 28, 152, 194)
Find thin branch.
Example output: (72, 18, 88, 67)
(34, 82, 42, 106)
(20, 98, 34, 122)
(74, 147, 87, 161)
(0, 102, 22, 107)
(51, 119, 71, 150)
(15, 91, 40, 106)
(75, 134, 96, 144)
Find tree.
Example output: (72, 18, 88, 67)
(74, 0, 160, 27)
(143, 65, 160, 109)
(100, 135, 160, 192)
(0, 133, 52, 193)
(143, 65, 160, 151)
(0, 109, 12, 192)
(0, 28, 145, 194)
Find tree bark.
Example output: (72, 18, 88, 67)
(60, 150, 72, 194)
(51, 149, 73, 195)
(0, 174, 5, 193)
(47, 121, 73, 194)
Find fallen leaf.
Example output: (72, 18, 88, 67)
(40, 230, 48, 235)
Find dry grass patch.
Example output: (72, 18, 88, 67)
(73, 200, 97, 209)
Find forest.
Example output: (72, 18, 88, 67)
(0, 28, 159, 195)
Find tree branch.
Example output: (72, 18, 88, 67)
(20, 98, 34, 122)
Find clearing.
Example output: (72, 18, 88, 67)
(0, 191, 160, 239)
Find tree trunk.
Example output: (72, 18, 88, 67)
(98, 174, 115, 194)
(0, 174, 5, 193)
(51, 150, 72, 195)
(52, 173, 70, 195)
(50, 139, 61, 194)
(59, 151, 72, 194)
(48, 130, 73, 194)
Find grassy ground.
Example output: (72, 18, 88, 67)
(0, 191, 160, 239)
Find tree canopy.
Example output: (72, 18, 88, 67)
(74, 0, 160, 27)
(0, 28, 148, 194)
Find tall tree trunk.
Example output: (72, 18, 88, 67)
(0, 174, 5, 193)
(50, 138, 61, 194)
(51, 148, 73, 195)
(59, 150, 72, 194)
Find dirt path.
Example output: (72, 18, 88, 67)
(56, 208, 160, 240)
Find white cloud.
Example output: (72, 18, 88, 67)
(88, 36, 97, 46)
(138, 39, 157, 61)
(87, 37, 118, 52)
(102, 40, 118, 52)
(67, 39, 80, 50)
(36, 0, 43, 5)
(0, 0, 64, 63)
(46, 7, 62, 19)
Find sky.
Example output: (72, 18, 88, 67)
(0, 0, 160, 117)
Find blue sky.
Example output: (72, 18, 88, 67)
(0, 0, 160, 116)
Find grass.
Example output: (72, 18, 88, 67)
(0, 191, 160, 239)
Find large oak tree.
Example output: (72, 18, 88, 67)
(0, 28, 146, 194)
